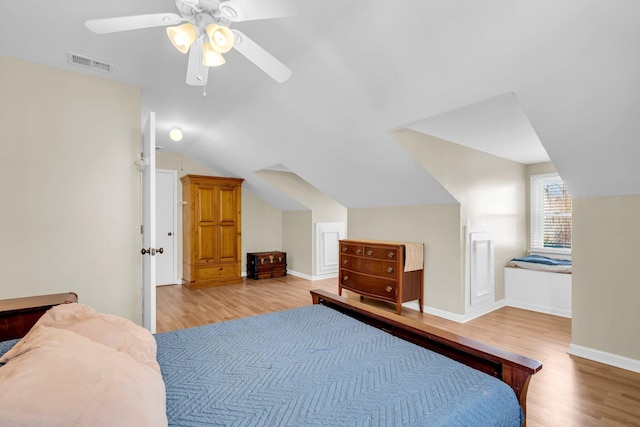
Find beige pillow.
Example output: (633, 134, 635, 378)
(1, 303, 159, 373)
(0, 325, 167, 427)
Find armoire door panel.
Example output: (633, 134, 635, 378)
(219, 187, 237, 223)
(198, 225, 218, 261)
(218, 226, 237, 261)
(197, 187, 216, 223)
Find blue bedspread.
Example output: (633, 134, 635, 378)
(155, 305, 523, 427)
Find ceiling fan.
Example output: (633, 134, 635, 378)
(85, 0, 298, 86)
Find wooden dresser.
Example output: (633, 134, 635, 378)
(181, 175, 244, 289)
(0, 292, 78, 341)
(338, 239, 424, 315)
(247, 251, 287, 280)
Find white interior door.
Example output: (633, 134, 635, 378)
(142, 112, 157, 333)
(156, 169, 177, 286)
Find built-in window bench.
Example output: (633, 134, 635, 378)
(504, 267, 572, 318)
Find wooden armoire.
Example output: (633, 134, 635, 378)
(180, 175, 244, 289)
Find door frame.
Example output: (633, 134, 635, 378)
(141, 112, 156, 333)
(156, 169, 178, 286)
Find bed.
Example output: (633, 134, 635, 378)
(0, 289, 541, 426)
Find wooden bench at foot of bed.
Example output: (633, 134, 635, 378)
(311, 289, 542, 422)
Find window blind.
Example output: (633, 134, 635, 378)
(530, 174, 572, 252)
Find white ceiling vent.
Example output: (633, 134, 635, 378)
(67, 52, 113, 73)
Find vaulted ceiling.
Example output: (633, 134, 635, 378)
(1, 0, 639, 209)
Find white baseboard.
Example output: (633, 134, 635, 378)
(504, 299, 572, 318)
(287, 270, 338, 281)
(568, 343, 640, 373)
(403, 300, 506, 323)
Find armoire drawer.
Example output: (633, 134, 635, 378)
(196, 264, 237, 281)
(340, 255, 397, 279)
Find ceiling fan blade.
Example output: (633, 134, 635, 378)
(85, 13, 183, 34)
(186, 38, 209, 86)
(219, 0, 298, 22)
(231, 30, 292, 83)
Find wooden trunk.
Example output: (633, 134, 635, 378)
(181, 175, 244, 289)
(247, 251, 287, 280)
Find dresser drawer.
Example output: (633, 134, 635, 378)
(363, 245, 398, 261)
(340, 243, 364, 256)
(341, 255, 398, 279)
(340, 270, 397, 300)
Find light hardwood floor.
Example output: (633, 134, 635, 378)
(157, 275, 640, 427)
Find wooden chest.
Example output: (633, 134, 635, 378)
(247, 251, 287, 280)
(338, 239, 424, 315)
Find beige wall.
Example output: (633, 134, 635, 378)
(572, 195, 640, 360)
(283, 210, 313, 275)
(348, 204, 463, 313)
(257, 170, 347, 276)
(0, 56, 142, 322)
(156, 151, 283, 277)
(393, 129, 527, 306)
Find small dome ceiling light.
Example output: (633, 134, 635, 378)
(169, 127, 183, 142)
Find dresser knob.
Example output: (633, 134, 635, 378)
(387, 252, 395, 258)
(342, 246, 348, 252)
(343, 259, 349, 265)
(344, 275, 349, 281)
(385, 286, 393, 293)
(356, 249, 362, 255)
(387, 267, 394, 273)
(366, 250, 373, 256)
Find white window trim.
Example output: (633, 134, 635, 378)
(530, 173, 572, 257)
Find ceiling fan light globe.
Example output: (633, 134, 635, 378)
(206, 23, 234, 54)
(166, 23, 197, 54)
(203, 43, 226, 67)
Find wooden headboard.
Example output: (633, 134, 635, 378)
(0, 292, 78, 341)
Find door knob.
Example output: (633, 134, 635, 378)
(141, 248, 163, 255)
(168, 232, 173, 236)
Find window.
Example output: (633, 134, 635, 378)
(530, 173, 572, 254)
